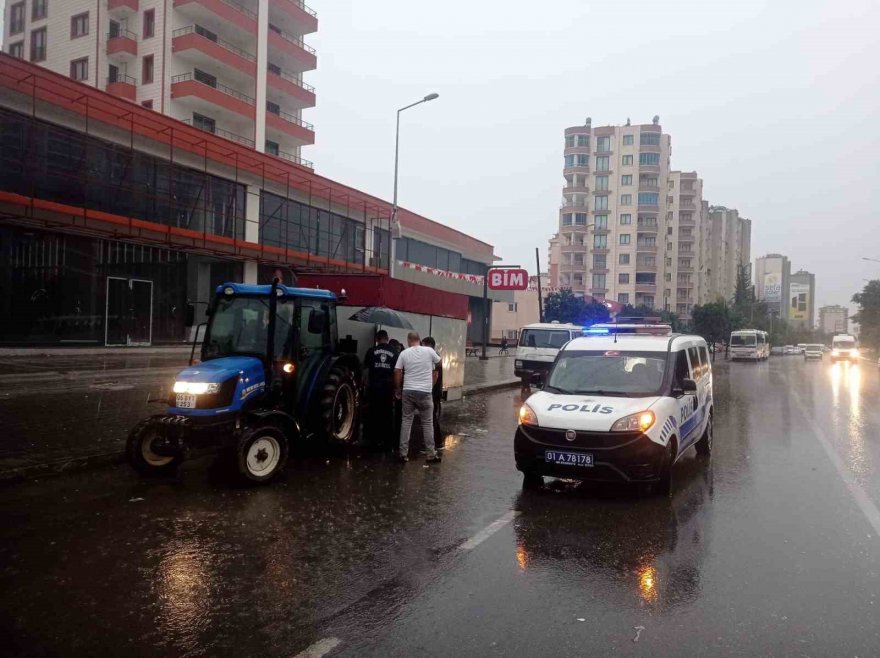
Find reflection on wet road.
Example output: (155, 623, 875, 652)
(2, 358, 880, 655)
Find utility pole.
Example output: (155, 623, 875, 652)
(535, 247, 544, 323)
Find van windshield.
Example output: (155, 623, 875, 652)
(520, 329, 572, 349)
(547, 350, 667, 396)
(833, 339, 856, 350)
(731, 335, 756, 346)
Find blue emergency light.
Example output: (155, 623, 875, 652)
(582, 327, 610, 335)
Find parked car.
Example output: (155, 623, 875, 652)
(770, 346, 785, 356)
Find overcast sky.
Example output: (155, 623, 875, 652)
(309, 0, 879, 310)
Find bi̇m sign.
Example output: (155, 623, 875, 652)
(488, 268, 529, 291)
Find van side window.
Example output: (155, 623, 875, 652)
(699, 346, 710, 372)
(687, 346, 701, 379)
(673, 350, 691, 388)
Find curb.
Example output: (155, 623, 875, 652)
(460, 378, 522, 397)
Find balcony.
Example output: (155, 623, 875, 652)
(172, 26, 257, 78)
(563, 164, 589, 175)
(269, 0, 318, 37)
(181, 118, 254, 148)
(639, 143, 661, 152)
(635, 264, 657, 272)
(679, 216, 696, 226)
(592, 247, 609, 255)
(563, 185, 589, 195)
(638, 182, 659, 191)
(265, 105, 315, 145)
(564, 146, 591, 156)
(638, 164, 661, 173)
(636, 222, 658, 232)
(171, 72, 256, 121)
(174, 0, 257, 37)
(637, 203, 660, 212)
(590, 287, 608, 294)
(267, 66, 315, 109)
(108, 0, 138, 17)
(635, 283, 657, 293)
(268, 25, 317, 72)
(272, 149, 314, 170)
(678, 266, 694, 274)
(593, 227, 609, 236)
(106, 73, 136, 101)
(590, 268, 609, 275)
(107, 29, 137, 60)
(636, 243, 658, 253)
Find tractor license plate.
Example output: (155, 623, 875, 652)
(176, 394, 196, 409)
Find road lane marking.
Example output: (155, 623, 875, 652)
(458, 510, 519, 551)
(788, 391, 880, 537)
(294, 638, 341, 658)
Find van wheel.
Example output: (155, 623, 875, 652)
(695, 412, 713, 457)
(522, 472, 543, 490)
(655, 438, 676, 497)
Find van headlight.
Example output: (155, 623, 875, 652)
(611, 411, 655, 433)
(850, 349, 859, 357)
(515, 360, 523, 368)
(173, 381, 221, 395)
(832, 349, 840, 357)
(518, 402, 539, 426)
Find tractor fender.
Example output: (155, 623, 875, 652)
(244, 409, 302, 445)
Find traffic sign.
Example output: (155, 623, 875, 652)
(487, 268, 528, 291)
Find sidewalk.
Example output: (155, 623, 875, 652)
(0, 351, 519, 481)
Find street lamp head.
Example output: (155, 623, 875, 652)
(423, 93, 439, 102)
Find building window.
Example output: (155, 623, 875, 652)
(143, 9, 155, 38)
(592, 274, 606, 289)
(594, 195, 608, 210)
(564, 154, 574, 168)
(576, 154, 589, 167)
(620, 194, 632, 206)
(577, 134, 588, 147)
(9, 41, 24, 58)
(620, 213, 632, 225)
(639, 152, 660, 166)
(562, 213, 572, 226)
(619, 254, 630, 265)
(638, 192, 659, 206)
(593, 254, 606, 268)
(594, 175, 608, 191)
(10, 2, 25, 34)
(623, 134, 634, 146)
(596, 156, 609, 172)
(594, 234, 607, 248)
(618, 293, 629, 304)
(640, 132, 661, 146)
(69, 57, 88, 81)
(32, 0, 47, 20)
(594, 215, 607, 229)
(621, 174, 632, 186)
(574, 213, 587, 225)
(70, 12, 88, 37)
(265, 140, 280, 155)
(667, 226, 673, 235)
(565, 135, 575, 148)
(620, 234, 631, 245)
(142, 55, 154, 83)
(622, 155, 633, 166)
(597, 135, 610, 152)
(141, 100, 153, 109)
(619, 273, 630, 284)
(192, 112, 216, 133)
(30, 27, 47, 62)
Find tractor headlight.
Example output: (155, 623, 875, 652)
(173, 381, 221, 395)
(611, 411, 655, 433)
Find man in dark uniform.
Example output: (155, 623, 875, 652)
(421, 336, 444, 452)
(363, 330, 397, 449)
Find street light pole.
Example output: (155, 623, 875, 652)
(390, 92, 439, 279)
(862, 257, 880, 264)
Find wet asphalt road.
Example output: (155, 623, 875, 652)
(2, 356, 880, 656)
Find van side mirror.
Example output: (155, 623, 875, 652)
(681, 378, 698, 394)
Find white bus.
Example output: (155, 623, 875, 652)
(730, 329, 769, 361)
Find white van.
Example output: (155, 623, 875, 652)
(514, 322, 582, 384)
(515, 330, 714, 495)
(831, 334, 859, 362)
(730, 329, 768, 361)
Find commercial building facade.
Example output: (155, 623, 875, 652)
(819, 305, 848, 335)
(754, 253, 791, 318)
(3, 0, 317, 167)
(788, 269, 815, 330)
(702, 205, 751, 304)
(0, 55, 501, 348)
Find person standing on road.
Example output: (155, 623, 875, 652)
(363, 330, 397, 450)
(421, 336, 444, 452)
(394, 332, 441, 464)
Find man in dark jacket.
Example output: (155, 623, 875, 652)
(421, 336, 444, 451)
(363, 330, 397, 449)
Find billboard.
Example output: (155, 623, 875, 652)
(789, 282, 810, 321)
(763, 273, 783, 303)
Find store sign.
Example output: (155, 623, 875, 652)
(763, 273, 782, 303)
(488, 268, 528, 290)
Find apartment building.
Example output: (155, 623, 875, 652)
(557, 117, 672, 309)
(667, 171, 704, 317)
(755, 253, 791, 317)
(703, 206, 752, 303)
(819, 305, 848, 335)
(2, 0, 317, 166)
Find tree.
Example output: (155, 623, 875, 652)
(618, 304, 684, 332)
(582, 301, 611, 325)
(852, 280, 880, 349)
(544, 288, 585, 324)
(691, 302, 731, 352)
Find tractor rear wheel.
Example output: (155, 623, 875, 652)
(320, 364, 360, 444)
(126, 417, 183, 477)
(235, 425, 288, 484)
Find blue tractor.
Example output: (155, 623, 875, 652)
(126, 280, 362, 483)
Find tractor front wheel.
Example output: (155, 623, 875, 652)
(126, 418, 183, 477)
(320, 364, 360, 444)
(235, 425, 288, 484)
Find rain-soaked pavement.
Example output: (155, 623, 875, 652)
(2, 356, 880, 655)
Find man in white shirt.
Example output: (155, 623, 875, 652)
(394, 331, 441, 464)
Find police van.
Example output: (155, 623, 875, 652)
(514, 322, 583, 385)
(514, 326, 714, 495)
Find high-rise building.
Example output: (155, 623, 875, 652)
(819, 305, 848, 335)
(557, 117, 672, 309)
(754, 253, 791, 317)
(703, 206, 751, 303)
(2, 0, 317, 166)
(667, 171, 704, 318)
(788, 269, 815, 329)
